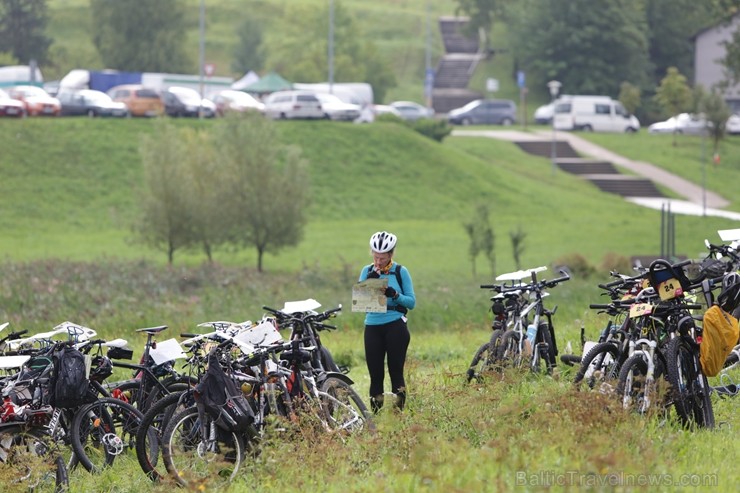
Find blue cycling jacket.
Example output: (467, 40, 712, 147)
(358, 262, 416, 326)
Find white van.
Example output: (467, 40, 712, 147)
(553, 96, 639, 133)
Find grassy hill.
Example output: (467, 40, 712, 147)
(1, 118, 735, 276)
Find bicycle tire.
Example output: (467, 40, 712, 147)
(135, 389, 194, 482)
(497, 330, 523, 368)
(141, 375, 197, 414)
(573, 342, 621, 390)
(319, 346, 342, 373)
(665, 337, 715, 429)
(616, 354, 652, 414)
(488, 328, 505, 365)
(0, 425, 69, 492)
(466, 342, 492, 382)
(161, 405, 245, 487)
(70, 397, 148, 473)
(320, 377, 374, 433)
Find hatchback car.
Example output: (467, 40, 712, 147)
(211, 89, 265, 116)
(447, 99, 517, 125)
(6, 85, 60, 116)
(108, 84, 164, 117)
(263, 90, 324, 120)
(389, 101, 434, 121)
(58, 89, 129, 117)
(0, 88, 25, 117)
(314, 93, 361, 121)
(161, 87, 216, 118)
(648, 113, 707, 135)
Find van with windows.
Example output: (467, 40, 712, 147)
(553, 96, 639, 133)
(263, 90, 323, 120)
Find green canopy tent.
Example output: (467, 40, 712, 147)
(242, 72, 292, 97)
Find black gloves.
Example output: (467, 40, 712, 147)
(367, 270, 380, 279)
(385, 286, 398, 299)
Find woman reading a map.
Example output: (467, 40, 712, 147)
(358, 231, 416, 412)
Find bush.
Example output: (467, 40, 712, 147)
(552, 253, 596, 280)
(410, 118, 453, 142)
(600, 252, 632, 275)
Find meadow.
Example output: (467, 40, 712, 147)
(0, 117, 738, 491)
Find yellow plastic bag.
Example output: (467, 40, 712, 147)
(700, 305, 740, 377)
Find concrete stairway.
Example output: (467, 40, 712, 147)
(432, 17, 482, 114)
(515, 140, 665, 199)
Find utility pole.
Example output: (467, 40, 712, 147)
(198, 0, 205, 118)
(328, 0, 334, 93)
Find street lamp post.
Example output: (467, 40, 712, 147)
(547, 80, 561, 175)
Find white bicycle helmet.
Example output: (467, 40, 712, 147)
(370, 231, 397, 253)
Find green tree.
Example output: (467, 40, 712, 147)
(214, 113, 309, 272)
(135, 121, 196, 265)
(264, 1, 396, 102)
(0, 0, 52, 65)
(507, 0, 650, 99)
(90, 0, 192, 72)
(232, 16, 265, 75)
(453, 0, 512, 51)
(618, 81, 641, 115)
(700, 90, 731, 155)
(654, 66, 692, 146)
(509, 226, 526, 271)
(463, 204, 495, 277)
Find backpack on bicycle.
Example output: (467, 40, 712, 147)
(195, 351, 255, 432)
(48, 346, 92, 409)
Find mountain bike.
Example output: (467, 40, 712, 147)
(496, 269, 570, 374)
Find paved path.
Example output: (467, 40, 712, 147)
(453, 129, 740, 221)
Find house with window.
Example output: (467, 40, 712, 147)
(695, 15, 740, 112)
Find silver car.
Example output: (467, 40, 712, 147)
(264, 90, 324, 120)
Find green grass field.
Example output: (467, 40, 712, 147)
(0, 118, 738, 491)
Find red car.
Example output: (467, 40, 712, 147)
(6, 85, 61, 116)
(0, 88, 25, 117)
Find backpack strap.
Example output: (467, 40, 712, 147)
(367, 264, 404, 294)
(394, 264, 404, 294)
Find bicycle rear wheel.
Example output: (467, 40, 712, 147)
(320, 377, 374, 433)
(466, 342, 492, 382)
(70, 397, 148, 473)
(136, 389, 194, 482)
(161, 406, 245, 487)
(497, 330, 523, 369)
(574, 342, 621, 390)
(0, 425, 69, 492)
(665, 337, 715, 429)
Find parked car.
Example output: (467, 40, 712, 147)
(161, 87, 216, 118)
(108, 84, 164, 117)
(389, 101, 434, 121)
(0, 88, 25, 117)
(533, 103, 554, 124)
(58, 89, 129, 117)
(447, 99, 517, 125)
(6, 85, 60, 116)
(554, 95, 639, 133)
(210, 89, 265, 116)
(727, 114, 740, 135)
(648, 113, 708, 135)
(263, 90, 324, 120)
(314, 93, 362, 121)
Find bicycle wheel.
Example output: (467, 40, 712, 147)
(497, 330, 523, 368)
(0, 425, 69, 492)
(161, 406, 245, 487)
(665, 337, 715, 429)
(574, 342, 621, 390)
(320, 377, 374, 433)
(136, 390, 194, 482)
(616, 354, 653, 414)
(70, 397, 147, 473)
(319, 346, 342, 373)
(466, 342, 492, 382)
(141, 375, 197, 414)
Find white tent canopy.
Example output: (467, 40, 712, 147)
(231, 70, 260, 91)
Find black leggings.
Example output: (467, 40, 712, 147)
(364, 318, 410, 397)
